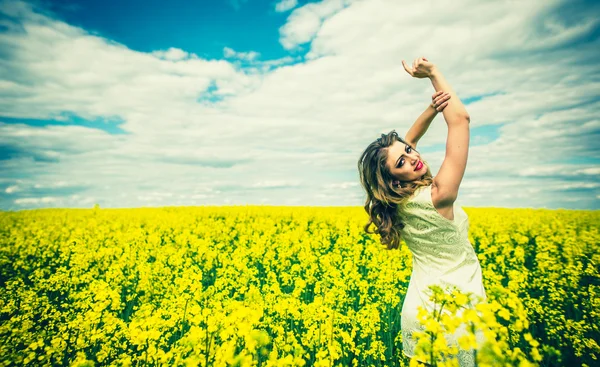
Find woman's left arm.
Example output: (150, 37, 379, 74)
(404, 104, 438, 149)
(404, 91, 450, 148)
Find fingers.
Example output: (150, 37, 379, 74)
(432, 91, 443, 99)
(434, 92, 451, 105)
(401, 60, 413, 75)
(415, 56, 426, 69)
(404, 57, 429, 76)
(437, 101, 449, 112)
(432, 92, 451, 111)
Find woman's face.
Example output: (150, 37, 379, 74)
(386, 140, 426, 182)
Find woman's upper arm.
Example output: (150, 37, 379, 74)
(432, 118, 470, 205)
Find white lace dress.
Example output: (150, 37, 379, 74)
(398, 184, 488, 366)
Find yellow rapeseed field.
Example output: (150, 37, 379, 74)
(0, 206, 598, 366)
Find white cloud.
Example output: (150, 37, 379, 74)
(152, 47, 191, 61)
(223, 46, 261, 61)
(580, 167, 600, 175)
(15, 197, 59, 205)
(250, 180, 300, 188)
(279, 0, 353, 50)
(5, 185, 19, 193)
(0, 0, 599, 210)
(323, 182, 359, 189)
(518, 165, 600, 177)
(275, 0, 298, 13)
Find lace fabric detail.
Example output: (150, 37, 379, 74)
(399, 185, 487, 366)
(398, 185, 476, 276)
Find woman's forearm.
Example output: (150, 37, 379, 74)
(429, 68, 470, 123)
(404, 104, 438, 146)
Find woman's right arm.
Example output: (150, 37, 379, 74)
(428, 68, 470, 123)
(428, 67, 471, 206)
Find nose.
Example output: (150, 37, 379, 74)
(411, 155, 420, 167)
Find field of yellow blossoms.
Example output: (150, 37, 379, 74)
(0, 206, 598, 366)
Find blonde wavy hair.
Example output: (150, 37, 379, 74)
(357, 130, 433, 250)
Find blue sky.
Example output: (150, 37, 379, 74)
(1, 0, 599, 210)
(39, 0, 302, 61)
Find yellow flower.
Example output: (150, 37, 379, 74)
(462, 309, 480, 324)
(417, 307, 429, 322)
(454, 292, 470, 307)
(458, 334, 478, 350)
(424, 318, 443, 334)
(497, 308, 511, 321)
(433, 333, 449, 351)
(440, 313, 461, 334)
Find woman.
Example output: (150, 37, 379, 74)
(357, 57, 487, 366)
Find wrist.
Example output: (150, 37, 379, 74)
(428, 67, 440, 79)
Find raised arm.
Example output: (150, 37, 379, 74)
(401, 57, 471, 205)
(427, 67, 470, 123)
(404, 103, 438, 149)
(405, 91, 453, 148)
(428, 66, 470, 205)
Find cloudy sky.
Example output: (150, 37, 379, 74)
(1, 0, 599, 210)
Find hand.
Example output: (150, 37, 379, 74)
(431, 90, 450, 112)
(402, 57, 437, 79)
